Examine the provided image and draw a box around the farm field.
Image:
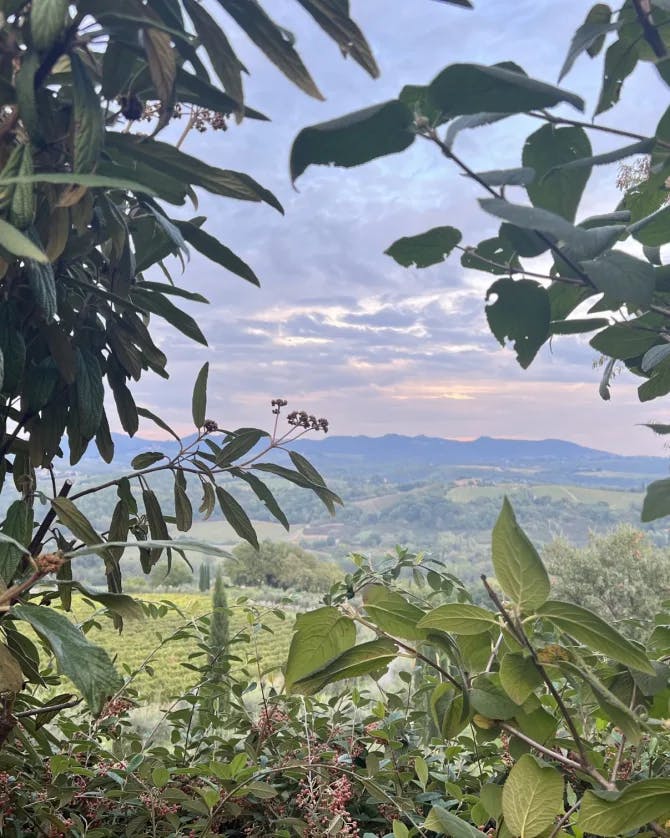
[445,482,639,510]
[30,593,301,702]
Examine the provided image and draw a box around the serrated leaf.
[578,780,670,835]
[70,53,103,173]
[14,603,122,712]
[385,226,462,268]
[290,100,415,183]
[502,754,563,838]
[215,486,258,549]
[486,278,550,369]
[492,497,550,612]
[285,606,356,691]
[537,600,654,673]
[428,62,584,118]
[191,362,209,428]
[418,603,498,635]
[363,584,425,640]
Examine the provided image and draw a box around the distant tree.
[544,527,670,639]
[198,562,211,592]
[229,540,340,592]
[203,567,230,723]
[150,560,193,590]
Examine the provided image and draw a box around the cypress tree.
[206,567,230,721]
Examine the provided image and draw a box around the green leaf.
[253,463,343,513]
[595,36,639,116]
[290,100,415,183]
[217,0,323,99]
[444,112,511,150]
[0,500,33,584]
[296,0,379,79]
[174,221,259,285]
[590,321,659,359]
[559,6,618,80]
[428,63,584,118]
[474,167,536,187]
[137,406,181,443]
[285,606,356,691]
[130,288,207,345]
[550,317,609,335]
[470,673,518,720]
[27,261,56,322]
[217,428,268,464]
[393,821,409,838]
[549,137,656,176]
[628,203,670,247]
[14,603,122,713]
[423,805,483,838]
[537,600,654,673]
[290,638,397,694]
[70,53,103,174]
[52,497,103,549]
[183,0,244,115]
[461,235,523,273]
[131,452,165,470]
[230,469,289,530]
[492,497,550,612]
[502,754,563,838]
[191,362,209,428]
[0,219,47,263]
[485,278,550,369]
[499,653,543,705]
[143,25,177,122]
[480,784,503,820]
[418,603,498,635]
[523,125,592,222]
[415,756,429,790]
[215,486,258,549]
[30,0,69,51]
[72,538,229,558]
[479,197,577,243]
[76,349,104,439]
[174,474,193,532]
[363,584,426,640]
[581,250,655,307]
[430,682,469,740]
[641,344,670,373]
[578,779,670,835]
[385,226,462,268]
[642,477,670,521]
[68,582,144,621]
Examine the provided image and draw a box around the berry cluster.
[287,411,329,433]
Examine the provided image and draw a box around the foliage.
[290,0,670,517]
[198,562,212,593]
[229,539,342,592]
[544,525,670,639]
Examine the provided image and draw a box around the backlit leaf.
[502,755,563,838]
[386,226,462,268]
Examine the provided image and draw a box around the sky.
[126,0,670,457]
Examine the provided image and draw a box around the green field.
[31,593,299,703]
[446,482,639,510]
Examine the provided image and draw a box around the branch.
[632,0,667,57]
[15,698,81,718]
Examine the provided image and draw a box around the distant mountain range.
[73,432,669,489]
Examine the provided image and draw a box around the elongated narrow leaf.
[131,288,207,344]
[537,600,654,673]
[137,406,181,443]
[143,25,176,124]
[218,0,322,99]
[191,362,208,428]
[14,603,122,713]
[595,37,638,116]
[76,349,104,439]
[30,0,69,51]
[215,486,258,548]
[174,475,193,532]
[70,53,103,173]
[230,469,289,530]
[628,203,670,247]
[444,112,511,149]
[428,62,584,118]
[290,638,397,695]
[418,603,498,636]
[474,166,535,186]
[578,779,670,836]
[70,538,229,558]
[295,0,379,78]
[174,221,259,285]
[285,606,356,690]
[502,755,563,838]
[0,500,33,584]
[253,462,342,511]
[479,197,578,243]
[492,497,550,612]
[0,219,47,262]
[550,317,609,335]
[217,428,268,464]
[559,7,619,81]
[363,585,426,640]
[68,582,144,620]
[547,137,655,175]
[291,100,415,183]
[385,226,462,268]
[52,497,103,548]
[183,0,244,115]
[131,452,165,470]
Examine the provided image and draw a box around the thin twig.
[16,698,81,718]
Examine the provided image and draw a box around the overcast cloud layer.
[127,1,670,456]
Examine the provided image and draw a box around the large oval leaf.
[285,606,356,692]
[418,603,498,635]
[578,779,670,836]
[502,754,563,838]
